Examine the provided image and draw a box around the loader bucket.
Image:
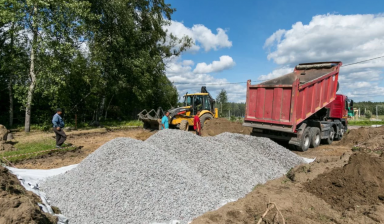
[138,107,165,130]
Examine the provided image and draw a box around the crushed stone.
[41,129,304,223]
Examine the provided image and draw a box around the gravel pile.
[41,130,304,224]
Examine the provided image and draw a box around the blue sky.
[164,0,384,102]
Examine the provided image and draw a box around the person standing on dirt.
[161,112,170,130]
[194,111,201,136]
[52,108,66,148]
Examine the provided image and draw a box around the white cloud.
[165,56,245,102]
[264,14,384,101]
[264,29,286,48]
[164,21,232,52]
[258,67,293,81]
[193,55,235,74]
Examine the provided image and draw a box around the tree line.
[353,101,384,116]
[0,0,192,131]
[215,89,246,118]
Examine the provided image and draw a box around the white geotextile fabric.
[7,164,78,224]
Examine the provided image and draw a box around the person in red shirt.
[194,111,201,136]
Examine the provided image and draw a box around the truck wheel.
[199,113,214,128]
[334,125,345,140]
[310,127,321,148]
[322,126,335,144]
[179,120,189,131]
[297,127,311,152]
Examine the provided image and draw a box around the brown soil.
[192,151,384,224]
[10,128,157,169]
[0,166,57,224]
[338,126,384,150]
[202,118,252,137]
[305,153,384,211]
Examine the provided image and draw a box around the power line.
[342,55,384,67]
[172,81,248,86]
[171,55,384,87]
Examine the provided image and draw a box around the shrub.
[365,110,372,119]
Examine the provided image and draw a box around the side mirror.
[350,100,354,107]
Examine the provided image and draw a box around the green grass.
[11,120,143,132]
[1,138,77,163]
[348,120,384,126]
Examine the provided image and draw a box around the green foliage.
[0,0,191,128]
[365,110,372,119]
[230,115,236,122]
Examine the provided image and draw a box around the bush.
[230,115,236,122]
[365,110,372,119]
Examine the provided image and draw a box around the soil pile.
[202,118,252,136]
[305,153,384,211]
[0,166,56,224]
[338,126,384,150]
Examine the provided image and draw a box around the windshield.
[184,96,193,106]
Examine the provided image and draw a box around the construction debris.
[41,130,305,224]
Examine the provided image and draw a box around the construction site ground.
[1,119,384,223]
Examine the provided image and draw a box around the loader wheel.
[179,120,189,131]
[310,127,321,148]
[297,127,311,152]
[322,126,335,145]
[200,113,214,128]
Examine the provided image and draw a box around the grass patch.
[348,120,384,126]
[1,138,77,163]
[11,120,143,132]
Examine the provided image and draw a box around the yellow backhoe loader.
[138,86,218,130]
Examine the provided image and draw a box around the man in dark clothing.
[194,111,201,136]
[52,108,66,148]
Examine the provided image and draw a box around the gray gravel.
[41,130,304,224]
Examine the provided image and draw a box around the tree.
[85,0,191,116]
[3,0,94,132]
[216,89,228,117]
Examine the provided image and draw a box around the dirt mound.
[202,118,252,136]
[338,126,384,150]
[0,166,56,224]
[305,153,384,211]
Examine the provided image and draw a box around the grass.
[1,137,77,163]
[11,120,143,132]
[348,120,384,126]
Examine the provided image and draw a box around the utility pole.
[377,105,379,119]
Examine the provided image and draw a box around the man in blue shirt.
[52,108,66,148]
[161,111,170,130]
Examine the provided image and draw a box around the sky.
[163,0,384,103]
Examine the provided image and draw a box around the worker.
[194,111,201,136]
[52,108,66,148]
[161,111,170,130]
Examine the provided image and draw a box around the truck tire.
[179,120,189,131]
[199,113,214,128]
[310,127,321,148]
[322,126,335,144]
[297,127,311,152]
[334,125,345,141]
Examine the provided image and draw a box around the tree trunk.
[104,94,114,119]
[8,77,13,128]
[9,23,15,128]
[25,6,38,133]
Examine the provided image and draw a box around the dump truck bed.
[244,61,342,133]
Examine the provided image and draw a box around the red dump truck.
[243,61,354,151]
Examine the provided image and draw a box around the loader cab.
[183,94,212,115]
